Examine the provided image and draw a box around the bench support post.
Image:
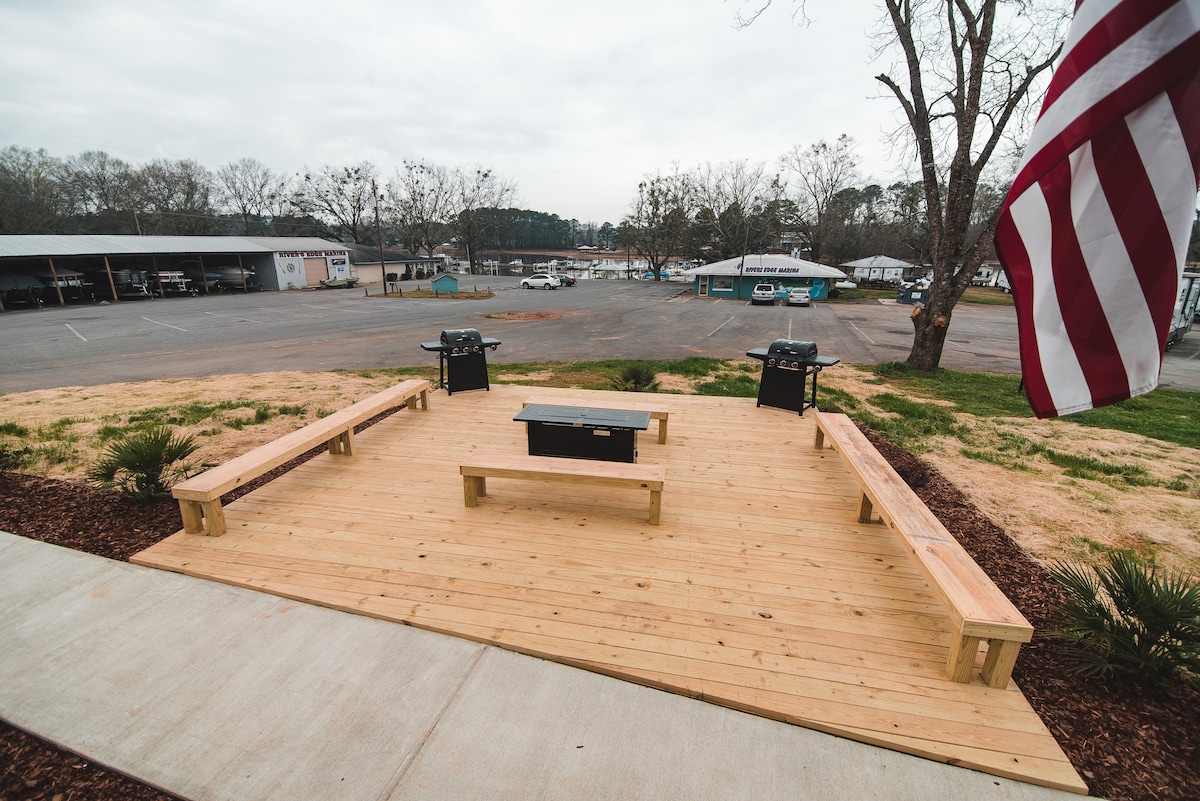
[463,475,486,506]
[947,634,983,684]
[648,488,662,525]
[981,640,1022,689]
[857,492,875,524]
[178,498,226,537]
[328,428,355,456]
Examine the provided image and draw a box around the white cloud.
[1,0,911,222]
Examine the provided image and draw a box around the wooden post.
[198,254,210,294]
[102,255,118,301]
[46,257,65,306]
[152,255,164,297]
[237,254,247,291]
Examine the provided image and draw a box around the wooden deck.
[132,385,1087,794]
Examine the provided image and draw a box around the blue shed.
[431,274,459,294]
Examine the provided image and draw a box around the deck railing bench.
[172,379,431,537]
[460,453,664,524]
[813,409,1033,688]
[522,397,670,444]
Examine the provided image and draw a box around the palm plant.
[1049,550,1200,685]
[609,364,661,393]
[86,426,200,504]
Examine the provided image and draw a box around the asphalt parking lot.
[2,277,1199,394]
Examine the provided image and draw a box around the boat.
[319,276,360,289]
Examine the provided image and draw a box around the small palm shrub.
[1048,550,1200,685]
[86,426,200,504]
[610,364,661,392]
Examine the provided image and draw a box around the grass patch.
[694,372,759,397]
[960,286,1015,305]
[866,363,1200,449]
[0,421,29,437]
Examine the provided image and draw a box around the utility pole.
[373,180,387,296]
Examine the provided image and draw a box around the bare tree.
[391,160,455,257]
[621,166,694,280]
[690,159,784,264]
[134,158,220,235]
[66,150,138,232]
[292,161,379,243]
[874,0,1068,369]
[780,134,860,263]
[217,158,282,236]
[745,0,1068,368]
[0,146,75,234]
[448,167,517,271]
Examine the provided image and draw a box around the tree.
[0,146,74,234]
[746,1,1068,368]
[391,160,455,256]
[689,160,784,264]
[874,0,1068,369]
[448,167,517,271]
[621,166,694,280]
[780,134,860,263]
[66,150,138,234]
[292,161,379,243]
[136,158,220,235]
[217,158,282,236]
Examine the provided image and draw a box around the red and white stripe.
[994,0,1200,418]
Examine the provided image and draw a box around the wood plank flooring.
[132,384,1087,794]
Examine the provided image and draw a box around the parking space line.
[257,307,320,318]
[301,304,372,314]
[205,312,265,324]
[65,324,87,342]
[848,321,876,345]
[707,316,735,337]
[143,317,187,332]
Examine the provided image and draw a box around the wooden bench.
[522,397,669,444]
[172,379,431,536]
[460,453,665,524]
[813,409,1033,689]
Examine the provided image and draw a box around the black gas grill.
[745,339,839,415]
[420,328,501,394]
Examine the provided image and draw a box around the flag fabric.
[994,0,1200,418]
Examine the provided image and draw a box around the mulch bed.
[1,428,1197,801]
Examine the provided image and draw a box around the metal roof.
[0,235,346,259]
[840,255,914,270]
[684,254,847,279]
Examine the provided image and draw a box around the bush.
[0,442,32,472]
[86,426,200,504]
[1049,550,1200,685]
[609,364,661,392]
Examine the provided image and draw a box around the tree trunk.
[906,301,952,370]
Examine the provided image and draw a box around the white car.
[786,287,811,306]
[521,273,561,290]
[750,283,777,305]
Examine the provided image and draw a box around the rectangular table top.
[514,404,651,430]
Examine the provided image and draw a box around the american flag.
[994,0,1200,418]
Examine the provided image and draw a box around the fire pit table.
[513,404,652,463]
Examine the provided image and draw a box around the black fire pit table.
[514,404,652,463]
[420,328,501,394]
[745,339,839,416]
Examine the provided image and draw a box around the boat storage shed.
[0,235,351,307]
[685,254,847,300]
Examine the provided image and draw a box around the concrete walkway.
[0,532,1090,801]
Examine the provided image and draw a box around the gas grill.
[420,328,501,394]
[745,339,839,415]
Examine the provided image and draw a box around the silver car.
[521,273,561,290]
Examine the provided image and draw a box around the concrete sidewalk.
[0,532,1088,800]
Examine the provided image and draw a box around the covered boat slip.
[132,385,1086,794]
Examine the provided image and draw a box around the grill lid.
[767,339,817,358]
[441,328,483,346]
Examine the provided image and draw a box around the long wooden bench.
[813,409,1033,689]
[522,396,669,444]
[172,379,431,536]
[460,453,664,524]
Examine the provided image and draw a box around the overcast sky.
[1,0,917,224]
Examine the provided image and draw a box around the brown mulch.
[1,429,1198,801]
